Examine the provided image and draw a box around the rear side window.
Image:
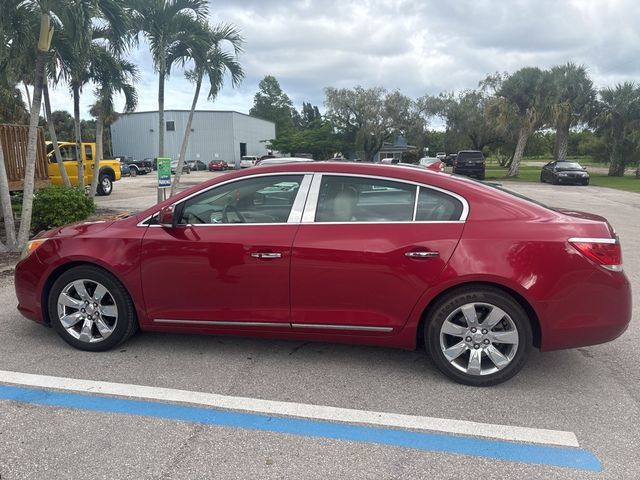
[415,187,463,221]
[316,175,416,222]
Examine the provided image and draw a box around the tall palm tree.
[591,83,640,176]
[550,63,595,162]
[496,67,554,177]
[52,0,129,189]
[170,23,244,195]
[15,2,55,249]
[131,0,208,201]
[88,48,138,196]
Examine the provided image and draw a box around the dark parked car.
[15,163,630,386]
[540,161,590,185]
[118,159,130,176]
[453,150,485,179]
[208,160,228,171]
[126,158,153,176]
[444,153,457,166]
[187,160,208,171]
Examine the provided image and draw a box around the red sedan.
[208,160,228,171]
[15,163,631,386]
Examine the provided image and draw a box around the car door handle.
[251,252,282,259]
[405,251,439,258]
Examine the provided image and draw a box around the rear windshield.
[486,182,551,210]
[458,152,484,159]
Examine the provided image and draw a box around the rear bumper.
[538,269,632,351]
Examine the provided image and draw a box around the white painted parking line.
[0,369,579,447]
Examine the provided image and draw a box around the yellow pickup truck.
[46,142,121,195]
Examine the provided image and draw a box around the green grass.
[485,165,640,193]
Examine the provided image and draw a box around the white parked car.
[240,156,259,168]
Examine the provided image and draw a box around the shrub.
[31,186,95,234]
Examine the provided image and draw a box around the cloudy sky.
[47,0,640,119]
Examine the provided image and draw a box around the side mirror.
[159,205,175,228]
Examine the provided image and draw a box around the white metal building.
[110,110,276,166]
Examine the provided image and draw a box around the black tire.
[551,176,559,185]
[539,174,545,183]
[425,286,532,387]
[97,173,113,196]
[129,167,137,177]
[582,179,589,186]
[48,266,138,351]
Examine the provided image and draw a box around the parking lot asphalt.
[0,172,638,479]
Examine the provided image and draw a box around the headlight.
[19,238,48,261]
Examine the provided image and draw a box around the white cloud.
[41,0,640,121]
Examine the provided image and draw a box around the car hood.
[36,220,116,240]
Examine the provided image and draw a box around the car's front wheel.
[48,266,138,351]
[425,286,532,386]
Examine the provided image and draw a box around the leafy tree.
[422,89,502,152]
[298,102,322,129]
[549,62,595,161]
[268,118,346,159]
[324,86,412,162]
[493,67,554,176]
[89,48,138,196]
[590,82,640,176]
[250,75,296,136]
[171,22,244,194]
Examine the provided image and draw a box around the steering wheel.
[222,204,246,223]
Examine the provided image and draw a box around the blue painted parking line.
[0,384,600,472]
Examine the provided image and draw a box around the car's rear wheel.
[48,266,138,351]
[425,287,532,386]
[97,173,112,196]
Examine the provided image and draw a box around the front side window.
[177,175,304,225]
[315,175,416,222]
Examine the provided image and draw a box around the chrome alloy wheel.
[56,279,118,343]
[101,176,112,194]
[439,302,519,376]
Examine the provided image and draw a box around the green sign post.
[157,157,171,188]
[156,157,171,202]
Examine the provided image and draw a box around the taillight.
[569,237,623,272]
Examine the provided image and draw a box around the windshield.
[556,162,583,170]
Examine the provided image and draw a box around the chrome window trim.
[301,173,469,223]
[291,323,393,332]
[154,319,394,332]
[413,186,420,220]
[154,319,291,328]
[136,172,313,227]
[568,237,617,244]
[301,174,323,223]
[286,174,313,223]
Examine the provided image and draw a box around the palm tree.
[15,3,55,249]
[0,0,36,251]
[52,0,129,189]
[131,0,208,201]
[591,83,640,176]
[496,67,554,176]
[549,63,595,162]
[170,23,244,195]
[88,48,138,197]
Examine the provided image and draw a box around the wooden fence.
[0,124,50,191]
